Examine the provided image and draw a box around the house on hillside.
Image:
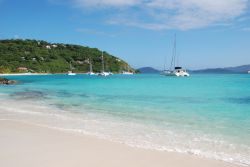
[46,45,51,49]
[17,67,28,72]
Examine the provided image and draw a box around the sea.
[0,74,249,165]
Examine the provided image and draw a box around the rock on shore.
[0,78,17,85]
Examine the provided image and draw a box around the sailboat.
[98,51,111,76]
[161,34,190,77]
[87,58,96,75]
[67,61,76,75]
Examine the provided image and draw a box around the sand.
[0,119,241,167]
[0,73,51,76]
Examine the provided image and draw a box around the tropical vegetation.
[0,39,134,73]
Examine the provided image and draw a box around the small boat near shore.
[122,71,134,75]
[87,72,96,75]
[122,65,134,75]
[248,70,250,74]
[87,58,96,76]
[67,71,76,76]
[67,62,76,76]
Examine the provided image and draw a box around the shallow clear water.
[0,74,250,165]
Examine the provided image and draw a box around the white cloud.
[67,0,249,30]
[73,0,140,7]
[242,27,250,31]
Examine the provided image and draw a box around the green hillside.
[0,39,134,73]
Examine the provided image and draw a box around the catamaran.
[98,52,111,76]
[161,34,190,77]
[67,61,76,75]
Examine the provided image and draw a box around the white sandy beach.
[0,73,51,76]
[0,118,241,167]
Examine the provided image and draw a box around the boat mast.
[173,34,176,68]
[70,61,72,70]
[170,34,176,70]
[101,51,104,73]
[177,52,180,67]
[89,58,93,73]
[164,51,167,71]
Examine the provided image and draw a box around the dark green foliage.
[0,39,134,73]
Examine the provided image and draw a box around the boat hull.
[87,72,96,75]
[161,70,190,77]
[98,72,111,76]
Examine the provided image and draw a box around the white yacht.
[98,72,110,76]
[67,71,76,75]
[248,70,250,74]
[161,34,190,77]
[87,72,96,75]
[67,62,76,75]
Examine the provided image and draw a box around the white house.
[46,45,51,49]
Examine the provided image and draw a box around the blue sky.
[0,0,250,69]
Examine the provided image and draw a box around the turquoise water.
[0,74,250,165]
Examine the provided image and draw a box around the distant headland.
[138,65,250,74]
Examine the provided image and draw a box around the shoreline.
[0,98,248,167]
[0,73,52,76]
[0,119,241,167]
[0,73,135,76]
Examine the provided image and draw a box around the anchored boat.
[161,34,190,77]
[67,61,76,75]
[87,58,96,75]
[98,51,111,76]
